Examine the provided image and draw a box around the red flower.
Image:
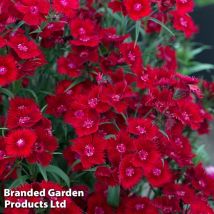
[145,161,172,188]
[70,35,101,47]
[5,129,37,158]
[46,94,71,117]
[63,146,83,171]
[128,118,158,139]
[108,0,126,14]
[0,55,17,86]
[95,166,118,186]
[69,18,101,47]
[176,0,194,13]
[157,45,177,71]
[87,194,113,214]
[119,155,144,189]
[171,11,198,38]
[26,129,58,166]
[163,184,195,204]
[153,196,181,214]
[0,137,16,181]
[187,164,214,197]
[7,97,42,129]
[172,99,204,130]
[70,18,96,39]
[119,42,143,68]
[57,53,82,78]
[40,22,65,48]
[8,35,42,59]
[124,0,151,21]
[65,109,100,137]
[145,88,175,113]
[146,13,166,34]
[119,196,158,214]
[107,131,133,165]
[101,27,129,45]
[72,47,99,65]
[72,134,106,169]
[15,0,50,26]
[101,81,133,113]
[155,0,174,12]
[83,86,110,113]
[189,199,214,214]
[132,137,161,169]
[53,0,79,17]
[0,36,6,48]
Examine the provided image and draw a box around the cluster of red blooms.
[0,0,214,213]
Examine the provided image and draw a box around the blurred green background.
[196,0,214,6]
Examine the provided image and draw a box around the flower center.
[136,125,146,134]
[66,89,73,95]
[80,36,90,42]
[79,27,86,35]
[126,167,135,177]
[88,98,98,108]
[107,34,119,39]
[152,168,161,176]
[138,149,149,160]
[112,94,120,102]
[140,74,149,81]
[83,119,94,128]
[17,43,28,52]
[18,105,26,110]
[175,138,183,148]
[0,66,7,75]
[60,0,68,6]
[163,207,173,213]
[133,3,143,11]
[128,51,136,61]
[30,6,39,14]
[180,0,188,3]
[34,142,44,153]
[68,62,76,69]
[0,150,6,160]
[135,203,145,211]
[74,110,84,118]
[182,112,190,121]
[19,116,31,125]
[84,144,95,157]
[176,191,185,196]
[199,180,206,187]
[16,138,25,147]
[80,51,89,58]
[47,23,54,29]
[57,104,67,113]
[116,144,126,153]
[95,207,104,214]
[180,17,188,27]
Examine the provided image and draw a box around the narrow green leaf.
[0,87,14,98]
[46,165,70,187]
[22,88,39,103]
[188,63,214,73]
[65,77,85,92]
[12,21,25,32]
[107,186,120,207]
[135,21,141,46]
[37,164,48,181]
[9,175,28,188]
[104,134,116,140]
[148,17,175,37]
[191,45,211,57]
